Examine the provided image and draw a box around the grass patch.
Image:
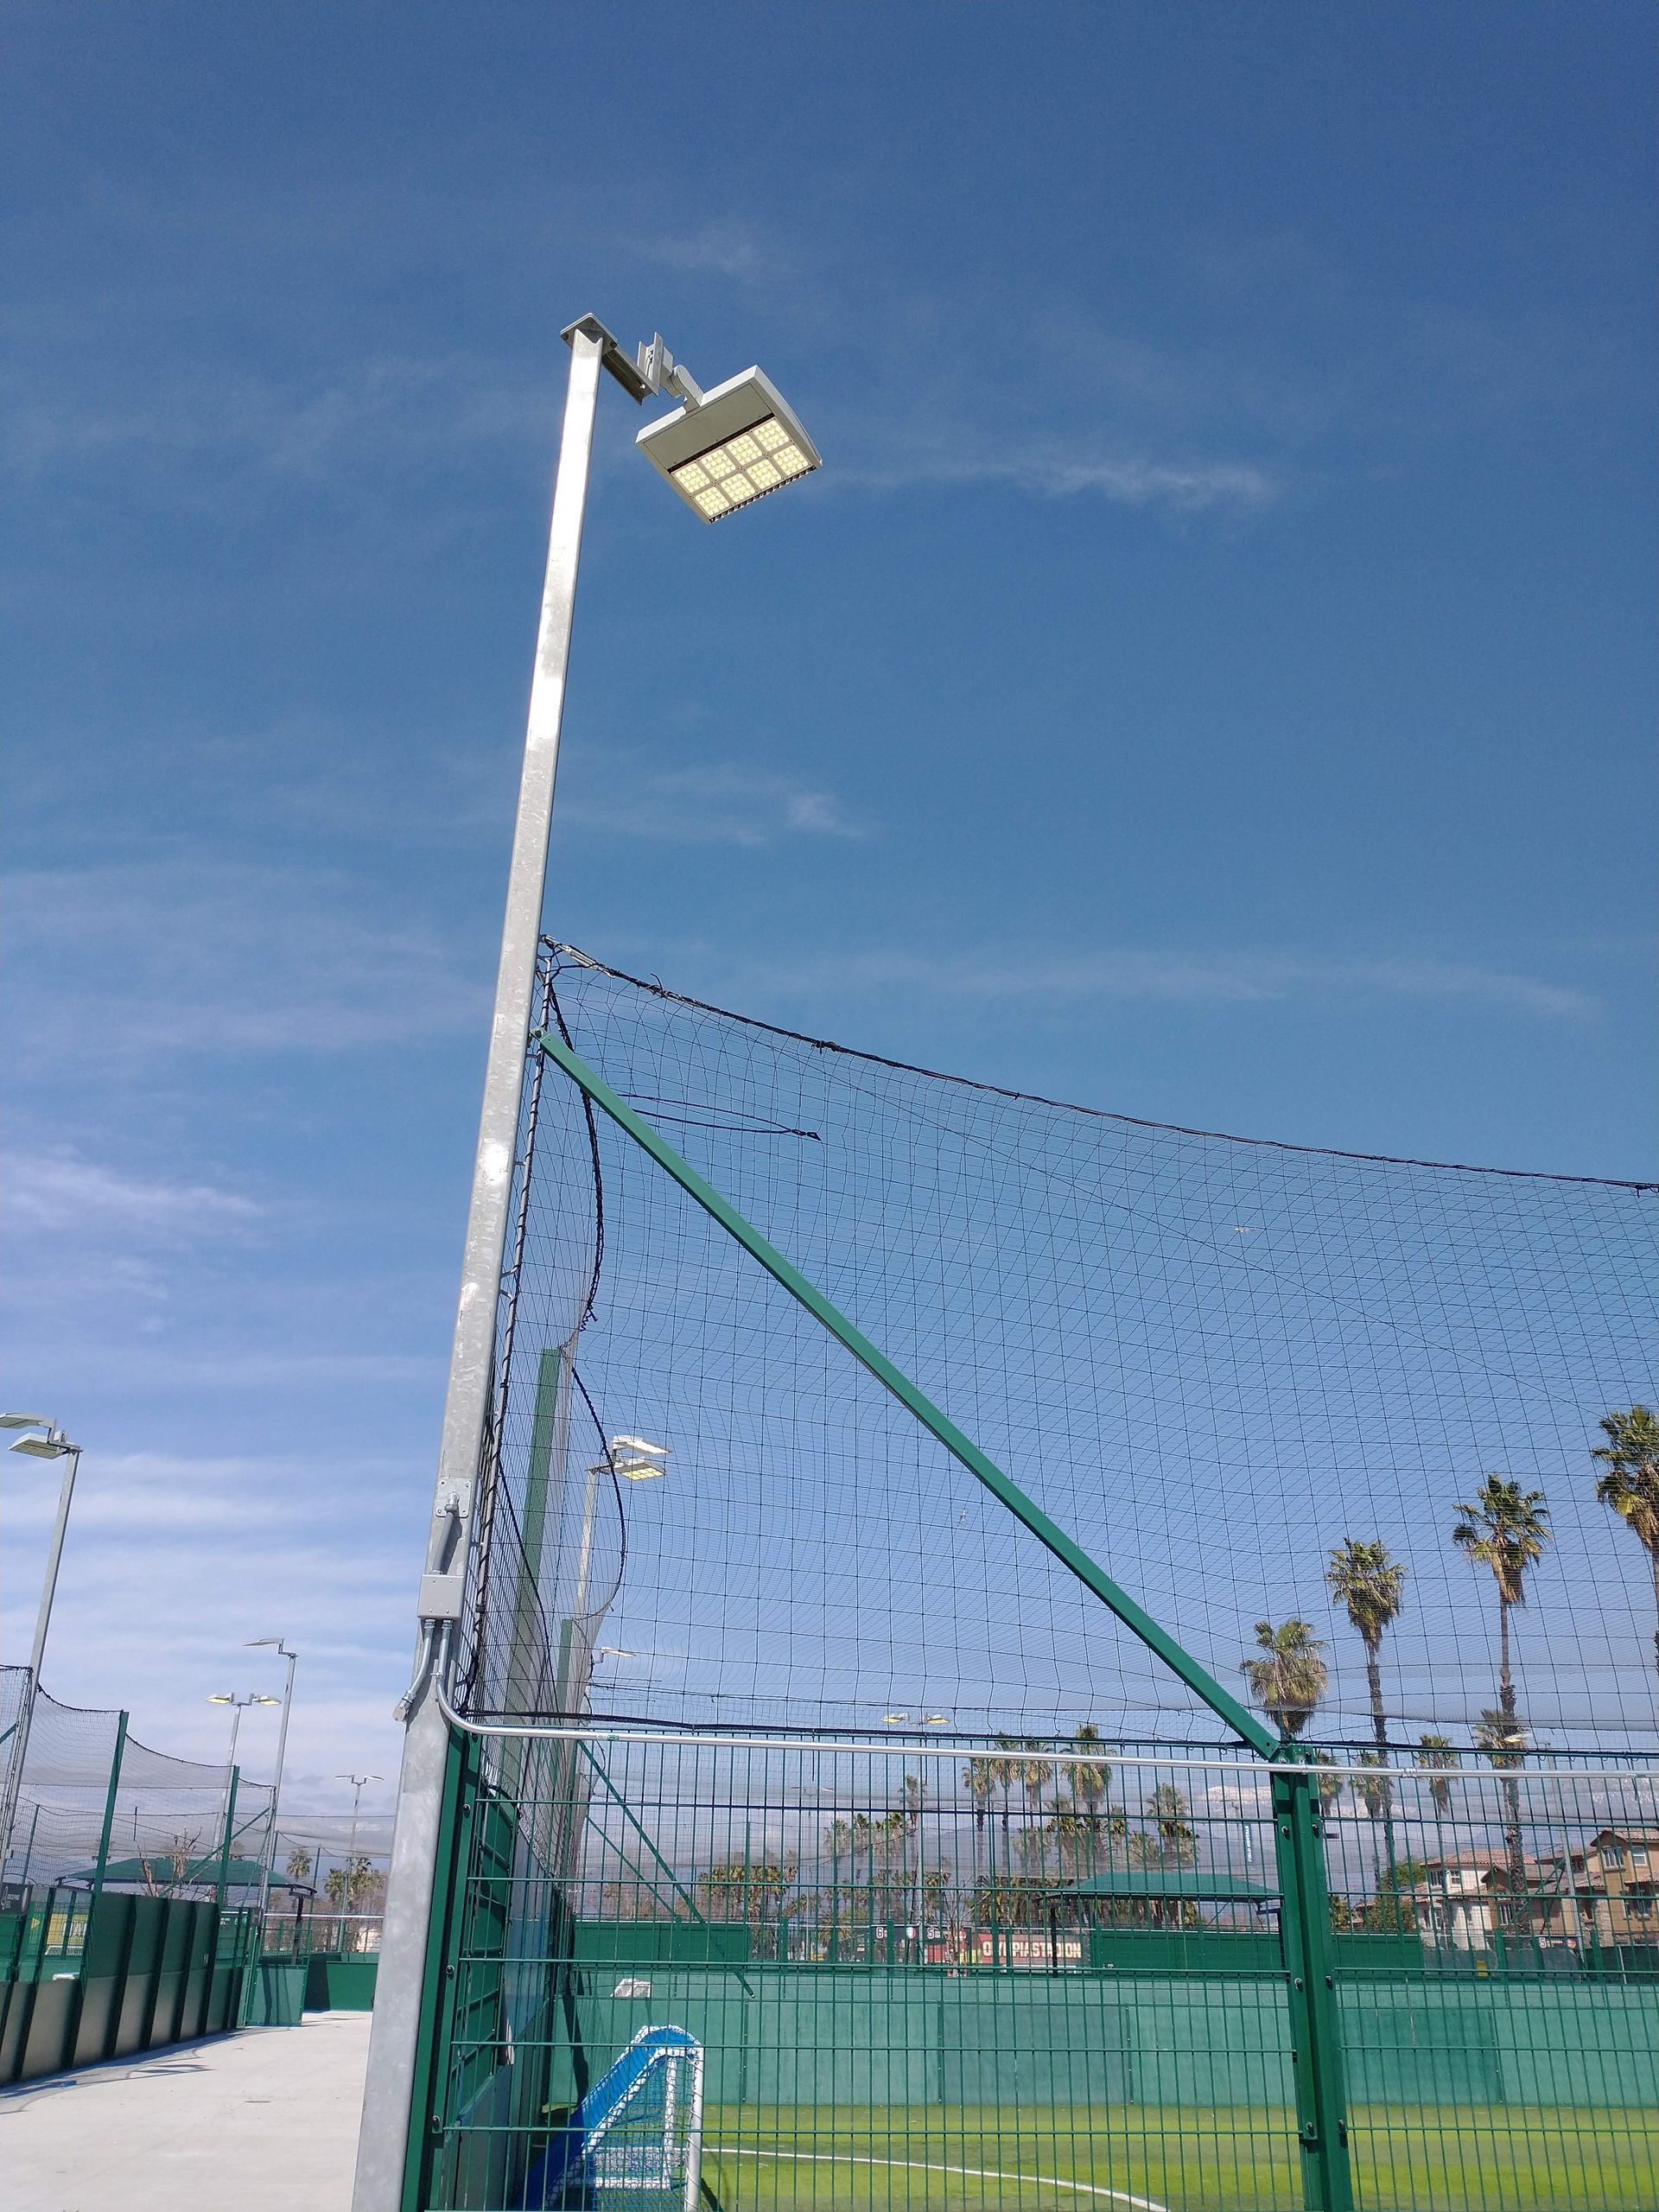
[697,2103,1659,2210]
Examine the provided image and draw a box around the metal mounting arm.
[635,332,704,410]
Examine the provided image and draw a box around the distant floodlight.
[637,366,821,523]
[924,1713,950,1726]
[11,1432,75,1459]
[609,1434,669,1481]
[882,1713,908,1726]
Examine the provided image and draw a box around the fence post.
[217,1766,240,1912]
[92,1712,129,1902]
[1272,1756,1354,2212]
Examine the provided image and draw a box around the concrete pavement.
[0,2012,371,2212]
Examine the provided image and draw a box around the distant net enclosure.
[415,945,1659,2212]
[459,945,1659,1754]
[1,1673,272,1895]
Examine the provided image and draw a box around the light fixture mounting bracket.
[635,332,704,410]
[560,314,649,404]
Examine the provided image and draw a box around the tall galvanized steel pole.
[351,317,616,2212]
[0,1437,81,1872]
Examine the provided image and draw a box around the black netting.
[455,946,1659,1757]
[3,1670,272,1891]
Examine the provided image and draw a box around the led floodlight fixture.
[608,1433,669,1480]
[636,365,822,522]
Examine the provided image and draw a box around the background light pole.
[207,1691,279,1851]
[337,1772,382,1950]
[247,1638,299,1936]
[0,1414,82,1872]
[354,314,820,2212]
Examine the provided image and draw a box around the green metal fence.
[0,1675,282,2081]
[0,1881,261,2083]
[404,1729,1659,2212]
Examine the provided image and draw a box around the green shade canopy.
[63,1856,273,1890]
[1048,1867,1279,1903]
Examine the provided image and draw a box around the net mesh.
[458,944,1659,1758]
[2,1670,272,1891]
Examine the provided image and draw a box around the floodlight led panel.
[636,366,821,521]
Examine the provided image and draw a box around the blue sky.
[4,5,1654,1832]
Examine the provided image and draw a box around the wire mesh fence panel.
[420,944,1659,2211]
[423,1737,1659,2211]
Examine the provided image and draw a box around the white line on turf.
[717,2145,1172,2210]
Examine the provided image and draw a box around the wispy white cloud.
[4,343,1281,518]
[652,941,1595,1020]
[3,351,557,483]
[3,1448,422,1796]
[619,218,779,283]
[842,438,1282,514]
[3,857,484,1063]
[9,1147,262,1240]
[563,756,867,847]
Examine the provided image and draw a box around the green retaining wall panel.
[0,1891,251,2088]
[305,1956,378,2012]
[1086,1929,1429,1977]
[113,1898,164,2056]
[152,1902,192,2046]
[572,1922,753,1967]
[534,1965,1659,2115]
[245,1961,307,2026]
[18,1976,78,2082]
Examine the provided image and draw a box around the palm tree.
[962,1758,1000,1890]
[1019,1741,1053,1834]
[1351,1751,1389,1821]
[1306,1751,1344,1818]
[1474,1708,1529,1768]
[1414,1735,1459,1818]
[1240,1619,1328,1738]
[1326,1538,1407,1906]
[284,1845,314,1883]
[1143,1784,1197,1865]
[1132,1785,1196,1927]
[991,1736,1020,1880]
[1008,1743,1052,1910]
[1592,1407,1659,1705]
[1474,1708,1532,1923]
[1452,1476,1551,1730]
[1453,1478,1550,1920]
[1325,1540,1406,1755]
[1062,1724,1109,1877]
[1350,1752,1392,1907]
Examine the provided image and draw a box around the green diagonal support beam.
[578,1743,713,1928]
[534,1028,1277,1759]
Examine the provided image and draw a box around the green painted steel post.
[1272,1754,1354,2212]
[402,1724,474,2212]
[92,1712,129,1903]
[217,1767,240,1913]
[534,1031,1278,1760]
[16,1802,41,1891]
[502,1348,570,1804]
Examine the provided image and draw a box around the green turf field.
[696,2104,1659,2210]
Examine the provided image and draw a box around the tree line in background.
[1239,1405,1659,1910]
[591,1411,1657,1949]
